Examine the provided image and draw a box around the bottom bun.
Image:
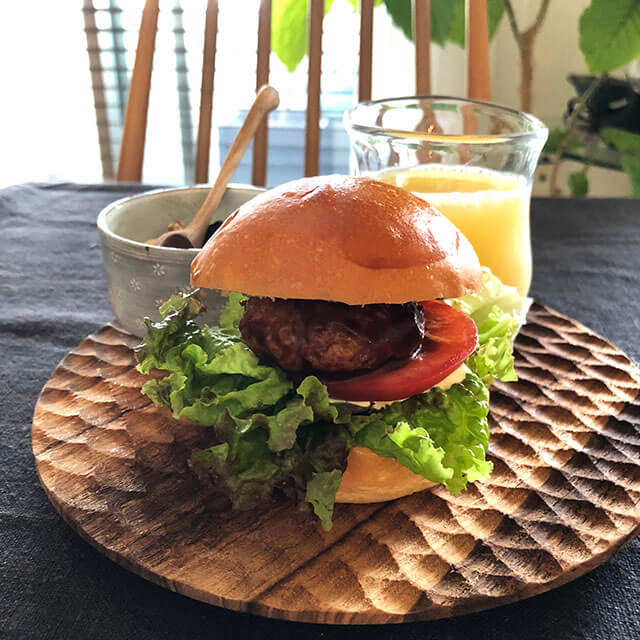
[335,446,436,504]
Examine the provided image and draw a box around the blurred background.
[1,0,639,196]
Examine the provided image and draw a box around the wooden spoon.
[150,85,279,248]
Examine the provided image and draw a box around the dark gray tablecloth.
[1,183,639,640]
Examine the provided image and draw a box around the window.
[84,0,365,186]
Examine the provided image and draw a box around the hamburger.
[137,175,527,529]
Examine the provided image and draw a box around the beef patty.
[238,297,424,373]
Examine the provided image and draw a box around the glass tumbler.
[345,97,548,296]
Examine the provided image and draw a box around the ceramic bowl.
[97,185,263,337]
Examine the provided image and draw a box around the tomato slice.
[322,301,477,401]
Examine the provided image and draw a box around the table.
[1,183,639,640]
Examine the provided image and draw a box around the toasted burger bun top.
[335,446,435,503]
[191,175,482,304]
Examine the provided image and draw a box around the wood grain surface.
[32,303,640,624]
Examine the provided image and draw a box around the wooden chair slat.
[412,0,431,95]
[83,0,115,180]
[194,0,219,184]
[112,0,494,184]
[117,0,159,182]
[466,0,490,101]
[252,0,272,187]
[305,0,323,177]
[358,0,374,103]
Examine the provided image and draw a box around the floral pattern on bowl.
[97,185,263,337]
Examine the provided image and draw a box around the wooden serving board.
[32,303,640,624]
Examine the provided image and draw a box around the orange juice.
[377,166,532,296]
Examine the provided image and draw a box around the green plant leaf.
[579,0,640,73]
[568,170,589,197]
[543,127,565,154]
[346,0,384,9]
[272,0,308,72]
[622,154,640,197]
[384,0,503,45]
[271,0,333,72]
[447,0,464,46]
[601,127,640,154]
[449,0,505,46]
[430,0,457,46]
[542,127,581,154]
[383,0,412,40]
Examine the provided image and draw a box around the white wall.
[491,0,587,122]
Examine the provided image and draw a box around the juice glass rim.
[345,95,548,146]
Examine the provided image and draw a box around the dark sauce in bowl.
[203,220,224,245]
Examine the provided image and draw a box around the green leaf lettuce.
[351,373,492,494]
[449,267,529,385]
[136,281,520,528]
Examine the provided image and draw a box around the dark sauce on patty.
[239,297,424,373]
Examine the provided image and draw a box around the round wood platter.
[32,303,640,624]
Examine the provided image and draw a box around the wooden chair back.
[116,0,490,184]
